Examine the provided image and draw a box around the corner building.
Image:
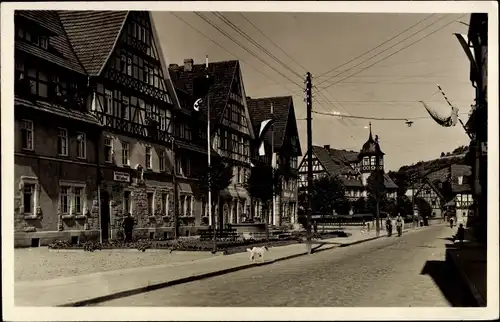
[59,11,184,240]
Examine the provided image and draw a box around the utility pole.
[172,137,178,239]
[375,136,381,237]
[305,72,313,254]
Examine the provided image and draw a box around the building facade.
[247,96,302,227]
[405,178,444,219]
[58,10,192,240]
[169,59,256,229]
[298,125,398,211]
[14,11,103,247]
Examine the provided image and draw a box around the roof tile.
[58,10,128,75]
[169,60,238,123]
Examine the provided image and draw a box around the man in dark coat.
[122,213,135,242]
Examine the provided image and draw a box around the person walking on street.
[385,216,393,237]
[450,216,454,229]
[395,214,403,236]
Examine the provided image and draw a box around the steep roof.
[426,164,472,194]
[169,60,238,123]
[15,11,85,74]
[247,96,292,149]
[359,123,384,156]
[58,11,128,75]
[308,145,398,189]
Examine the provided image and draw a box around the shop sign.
[113,171,130,183]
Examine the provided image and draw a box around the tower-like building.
[358,123,384,187]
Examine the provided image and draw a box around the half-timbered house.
[247,96,302,227]
[426,164,473,224]
[169,59,256,228]
[405,178,444,219]
[298,126,398,212]
[14,11,102,247]
[59,11,184,239]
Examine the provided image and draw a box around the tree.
[367,170,386,198]
[245,160,283,239]
[296,175,347,227]
[383,198,398,216]
[352,197,368,214]
[388,170,410,198]
[195,156,234,231]
[440,152,446,157]
[335,198,352,216]
[397,195,413,217]
[415,197,432,218]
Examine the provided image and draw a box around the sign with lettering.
[113,171,130,183]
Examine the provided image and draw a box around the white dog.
[246,246,269,262]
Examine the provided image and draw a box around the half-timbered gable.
[169,59,256,226]
[58,10,191,239]
[247,96,303,225]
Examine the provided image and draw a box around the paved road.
[97,225,475,307]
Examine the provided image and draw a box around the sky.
[152,11,474,171]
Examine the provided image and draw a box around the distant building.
[405,178,444,219]
[425,164,473,225]
[247,96,302,226]
[298,124,398,204]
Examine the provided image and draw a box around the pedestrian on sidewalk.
[456,223,465,247]
[122,213,135,242]
[450,216,454,228]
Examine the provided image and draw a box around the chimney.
[184,59,194,72]
[169,63,179,69]
[246,96,252,101]
[324,144,330,150]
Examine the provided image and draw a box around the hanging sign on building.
[113,171,130,183]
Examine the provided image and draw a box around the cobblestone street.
[98,225,474,307]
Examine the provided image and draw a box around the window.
[147,192,154,214]
[58,128,68,156]
[59,186,70,213]
[237,167,241,183]
[127,57,132,76]
[122,96,130,120]
[73,187,83,214]
[23,184,35,214]
[370,156,376,166]
[458,176,464,185]
[124,191,131,215]
[104,136,113,163]
[104,89,113,114]
[122,141,130,166]
[40,36,48,49]
[162,193,169,215]
[20,119,34,150]
[186,195,192,216]
[159,150,166,172]
[76,132,86,159]
[180,195,186,215]
[145,146,152,169]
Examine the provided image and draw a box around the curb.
[57,228,429,307]
[446,250,486,307]
[58,244,338,307]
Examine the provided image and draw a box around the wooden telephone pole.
[305,72,313,254]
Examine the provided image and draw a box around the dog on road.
[246,246,269,262]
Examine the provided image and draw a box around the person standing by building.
[122,213,135,242]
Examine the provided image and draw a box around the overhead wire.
[194,12,304,90]
[318,14,467,92]
[315,14,436,80]
[169,12,293,90]
[238,12,309,73]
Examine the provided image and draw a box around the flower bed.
[47,235,302,253]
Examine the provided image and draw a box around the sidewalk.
[445,228,487,307]
[15,225,428,307]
